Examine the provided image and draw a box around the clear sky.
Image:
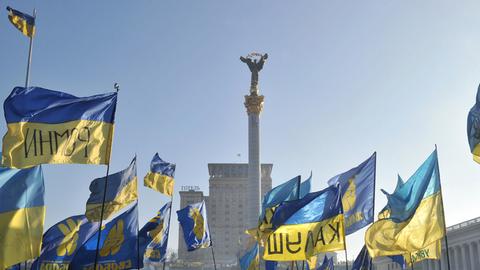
[1,0,480,262]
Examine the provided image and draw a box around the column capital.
[244,94,264,115]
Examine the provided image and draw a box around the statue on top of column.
[240,53,268,95]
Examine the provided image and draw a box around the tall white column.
[245,94,264,229]
[469,242,476,270]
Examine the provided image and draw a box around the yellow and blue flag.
[70,203,141,270]
[328,153,376,235]
[351,246,371,270]
[6,6,35,37]
[2,86,117,169]
[239,244,259,270]
[30,215,99,270]
[318,255,334,270]
[144,153,176,196]
[85,157,138,221]
[261,175,311,220]
[139,202,171,263]
[0,164,45,269]
[468,86,480,163]
[177,200,211,251]
[264,186,345,261]
[365,150,445,258]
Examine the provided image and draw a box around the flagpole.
[93,84,119,270]
[200,194,217,270]
[162,193,175,270]
[435,145,452,270]
[369,152,377,270]
[24,8,35,88]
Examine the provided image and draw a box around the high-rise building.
[177,163,272,266]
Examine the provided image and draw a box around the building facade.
[177,163,272,266]
[373,216,480,270]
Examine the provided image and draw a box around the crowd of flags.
[5,4,480,270]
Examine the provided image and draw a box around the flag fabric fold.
[328,152,376,235]
[263,185,345,261]
[177,201,211,251]
[70,203,141,270]
[306,255,318,270]
[85,157,138,221]
[2,87,117,168]
[0,164,45,268]
[30,215,99,270]
[139,202,172,263]
[239,244,259,270]
[6,6,35,37]
[365,150,445,258]
[468,85,480,163]
[143,153,175,196]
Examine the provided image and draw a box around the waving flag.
[264,186,344,261]
[239,244,259,270]
[139,202,171,263]
[0,164,44,268]
[365,150,445,258]
[351,246,371,270]
[70,203,141,270]
[468,86,480,163]
[31,215,98,270]
[6,7,35,37]
[328,153,376,235]
[257,175,311,241]
[144,153,176,196]
[86,157,138,221]
[2,87,117,168]
[177,201,211,251]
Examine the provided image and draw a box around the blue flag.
[328,152,376,235]
[70,203,141,270]
[239,244,258,270]
[177,201,211,251]
[390,255,406,269]
[351,246,371,270]
[31,215,98,270]
[300,172,312,198]
[265,260,278,270]
[318,255,334,270]
[139,202,171,263]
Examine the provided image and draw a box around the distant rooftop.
[447,216,480,232]
[208,163,273,178]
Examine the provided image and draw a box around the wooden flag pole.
[435,145,452,270]
[93,84,119,270]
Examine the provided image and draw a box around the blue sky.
[1,0,480,261]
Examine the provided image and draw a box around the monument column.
[241,53,268,229]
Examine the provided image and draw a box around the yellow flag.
[404,240,441,266]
